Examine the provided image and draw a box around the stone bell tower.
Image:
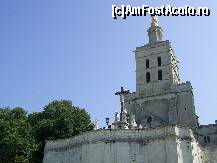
[124,17,198,128]
[136,16,180,96]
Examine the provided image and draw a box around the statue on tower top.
[151,15,158,26]
[148,15,163,44]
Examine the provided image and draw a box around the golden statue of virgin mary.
[151,15,158,23]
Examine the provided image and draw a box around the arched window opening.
[146,59,149,69]
[146,72,150,83]
[207,136,210,143]
[204,136,207,143]
[157,57,162,66]
[158,70,162,81]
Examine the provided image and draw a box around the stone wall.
[43,126,203,163]
[196,123,217,147]
[202,146,217,163]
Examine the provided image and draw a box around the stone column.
[168,96,177,125]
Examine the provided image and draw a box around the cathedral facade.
[43,17,217,163]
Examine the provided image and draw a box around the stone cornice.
[124,81,192,101]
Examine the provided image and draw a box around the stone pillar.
[168,96,177,125]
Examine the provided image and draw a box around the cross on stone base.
[115,87,129,122]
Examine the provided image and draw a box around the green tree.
[28,100,94,163]
[0,107,37,163]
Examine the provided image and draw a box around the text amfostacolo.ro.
[112,5,211,19]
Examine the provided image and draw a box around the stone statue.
[151,15,158,26]
[128,114,137,128]
[93,119,99,130]
[115,112,120,122]
[152,15,158,23]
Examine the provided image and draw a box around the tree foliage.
[0,107,37,163]
[29,100,94,141]
[0,100,94,163]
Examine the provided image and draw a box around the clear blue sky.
[0,1,216,126]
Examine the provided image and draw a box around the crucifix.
[115,87,130,122]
